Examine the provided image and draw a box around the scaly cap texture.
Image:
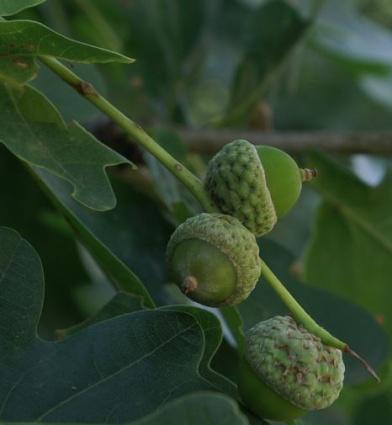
[167,213,261,305]
[204,139,277,236]
[245,316,345,410]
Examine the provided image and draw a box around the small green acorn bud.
[238,316,345,421]
[166,213,261,306]
[205,140,313,236]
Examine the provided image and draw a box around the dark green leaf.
[0,84,133,211]
[304,153,392,339]
[59,292,238,398]
[0,0,45,17]
[56,292,145,339]
[0,227,230,422]
[145,129,201,221]
[164,305,238,397]
[122,0,206,97]
[302,406,350,425]
[225,0,309,124]
[353,390,392,425]
[268,186,319,256]
[131,392,249,425]
[71,0,123,52]
[0,145,89,336]
[29,146,284,365]
[0,19,133,84]
[220,305,245,352]
[0,83,152,308]
[33,168,168,308]
[0,393,250,425]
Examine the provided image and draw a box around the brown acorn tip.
[344,345,381,383]
[300,168,318,182]
[181,276,198,295]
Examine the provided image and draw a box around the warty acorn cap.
[204,139,277,236]
[244,316,345,411]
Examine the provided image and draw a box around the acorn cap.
[166,213,261,306]
[204,139,277,236]
[244,316,345,411]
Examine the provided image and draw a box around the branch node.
[75,81,98,98]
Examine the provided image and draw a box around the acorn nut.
[205,140,306,236]
[255,145,303,218]
[238,316,345,421]
[166,213,261,307]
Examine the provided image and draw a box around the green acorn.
[205,140,313,236]
[166,213,261,307]
[238,316,345,421]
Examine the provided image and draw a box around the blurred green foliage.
[1,0,392,424]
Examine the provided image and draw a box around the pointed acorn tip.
[181,276,198,295]
[300,168,318,183]
[344,345,381,383]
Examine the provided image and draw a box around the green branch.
[39,56,217,214]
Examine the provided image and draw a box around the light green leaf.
[304,153,392,339]
[0,227,230,422]
[360,72,392,109]
[0,84,134,211]
[0,19,133,84]
[313,0,392,73]
[0,0,45,16]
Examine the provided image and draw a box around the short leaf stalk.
[40,56,380,382]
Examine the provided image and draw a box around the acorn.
[205,140,312,236]
[166,213,261,307]
[238,316,345,421]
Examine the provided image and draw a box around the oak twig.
[179,128,392,155]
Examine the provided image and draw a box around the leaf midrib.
[317,187,392,255]
[35,322,197,421]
